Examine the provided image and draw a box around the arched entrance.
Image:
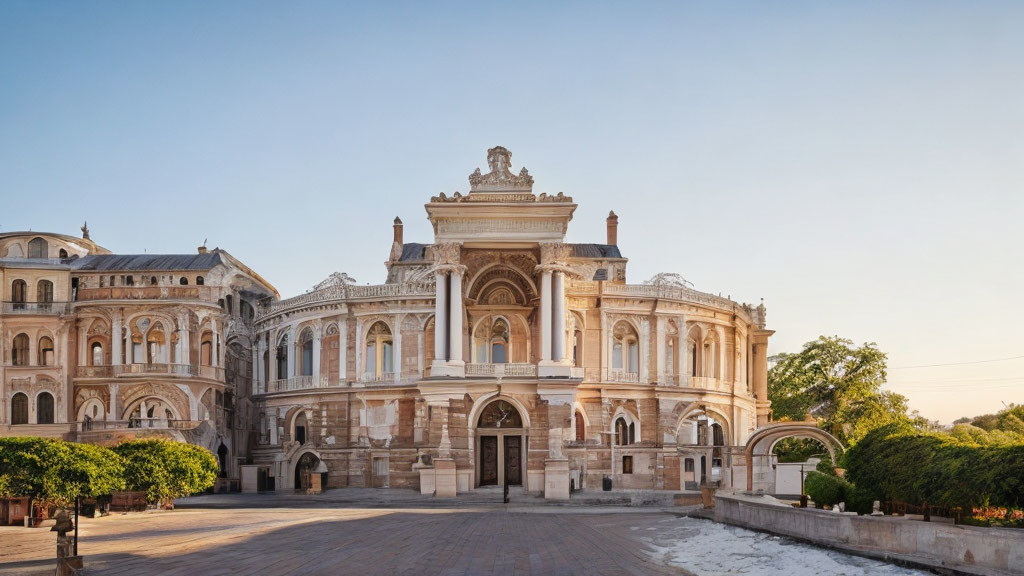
[294,452,321,491]
[744,422,844,492]
[475,399,526,487]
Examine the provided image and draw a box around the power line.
[890,355,1024,369]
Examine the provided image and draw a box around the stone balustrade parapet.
[255,281,435,321]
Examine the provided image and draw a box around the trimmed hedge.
[113,439,218,503]
[844,423,1024,510]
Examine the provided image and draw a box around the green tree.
[768,336,919,455]
[113,439,217,503]
[0,438,125,507]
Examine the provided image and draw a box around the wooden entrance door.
[504,436,522,485]
[480,436,498,485]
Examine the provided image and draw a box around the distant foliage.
[113,439,218,503]
[844,423,1024,511]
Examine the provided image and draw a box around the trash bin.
[602,475,612,491]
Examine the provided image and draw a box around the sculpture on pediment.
[313,272,356,291]
[468,146,535,192]
[645,273,694,289]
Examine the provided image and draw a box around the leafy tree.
[0,438,125,507]
[768,336,920,455]
[113,439,217,503]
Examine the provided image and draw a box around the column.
[677,315,688,386]
[286,326,295,379]
[354,319,363,380]
[112,311,123,366]
[540,270,552,362]
[257,336,266,390]
[656,316,667,380]
[77,325,87,367]
[338,317,348,382]
[219,321,227,368]
[448,272,463,365]
[312,321,322,385]
[600,312,608,379]
[393,313,403,383]
[552,271,566,362]
[108,383,118,421]
[269,331,278,383]
[251,343,259,395]
[126,329,134,364]
[433,272,447,364]
[180,322,191,366]
[639,317,650,383]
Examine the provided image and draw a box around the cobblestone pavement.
[0,493,689,576]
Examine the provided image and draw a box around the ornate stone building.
[1,147,773,497]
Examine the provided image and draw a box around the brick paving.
[0,495,689,575]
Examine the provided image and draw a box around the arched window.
[200,332,213,366]
[27,237,47,258]
[59,248,68,259]
[36,392,54,424]
[147,323,166,363]
[91,342,104,366]
[180,277,189,285]
[299,328,314,376]
[364,322,393,379]
[12,333,29,366]
[477,400,523,428]
[614,417,633,446]
[712,422,725,446]
[11,279,27,309]
[225,294,233,314]
[276,334,289,378]
[11,393,28,425]
[573,329,583,367]
[38,336,54,366]
[294,412,307,445]
[473,316,513,364]
[124,275,134,287]
[196,276,204,286]
[490,318,509,363]
[575,411,586,442]
[150,276,158,286]
[612,322,639,376]
[36,280,53,307]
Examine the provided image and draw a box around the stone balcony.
[74,285,216,303]
[465,363,538,378]
[1,301,69,315]
[75,363,225,381]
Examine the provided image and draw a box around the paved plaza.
[0,492,686,576]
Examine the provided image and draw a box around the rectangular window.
[684,458,695,472]
[612,342,623,369]
[622,455,633,474]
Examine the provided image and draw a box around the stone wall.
[715,493,1024,576]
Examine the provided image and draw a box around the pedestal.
[433,459,457,498]
[429,361,465,378]
[416,466,436,496]
[538,361,573,378]
[544,459,570,500]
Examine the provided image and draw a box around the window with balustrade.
[474,317,510,364]
[91,342,104,366]
[611,322,639,378]
[364,321,393,380]
[147,323,166,363]
[12,333,29,366]
[36,280,53,306]
[276,334,289,378]
[614,416,636,446]
[11,279,27,309]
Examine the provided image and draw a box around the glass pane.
[366,342,376,374]
[383,342,393,372]
[612,343,623,369]
[491,343,506,364]
[628,343,639,373]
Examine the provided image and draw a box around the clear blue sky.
[2,1,1022,423]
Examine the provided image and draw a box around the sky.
[1,1,1021,424]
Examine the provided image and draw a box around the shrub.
[113,439,217,503]
[805,471,853,508]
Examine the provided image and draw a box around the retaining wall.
[714,493,1024,576]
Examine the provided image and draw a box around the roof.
[0,231,110,254]
[570,244,622,259]
[399,243,429,262]
[70,252,226,272]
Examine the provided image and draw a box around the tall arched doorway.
[475,399,526,487]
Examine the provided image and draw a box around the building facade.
[1,147,773,497]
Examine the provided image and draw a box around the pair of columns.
[432,269,465,371]
[539,269,568,364]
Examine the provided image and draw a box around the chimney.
[197,245,208,254]
[393,217,404,246]
[606,211,618,245]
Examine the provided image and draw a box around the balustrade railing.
[465,363,538,378]
[75,363,224,380]
[360,371,396,384]
[78,418,202,432]
[75,286,215,302]
[256,281,434,320]
[564,280,745,316]
[607,370,640,383]
[2,301,68,314]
